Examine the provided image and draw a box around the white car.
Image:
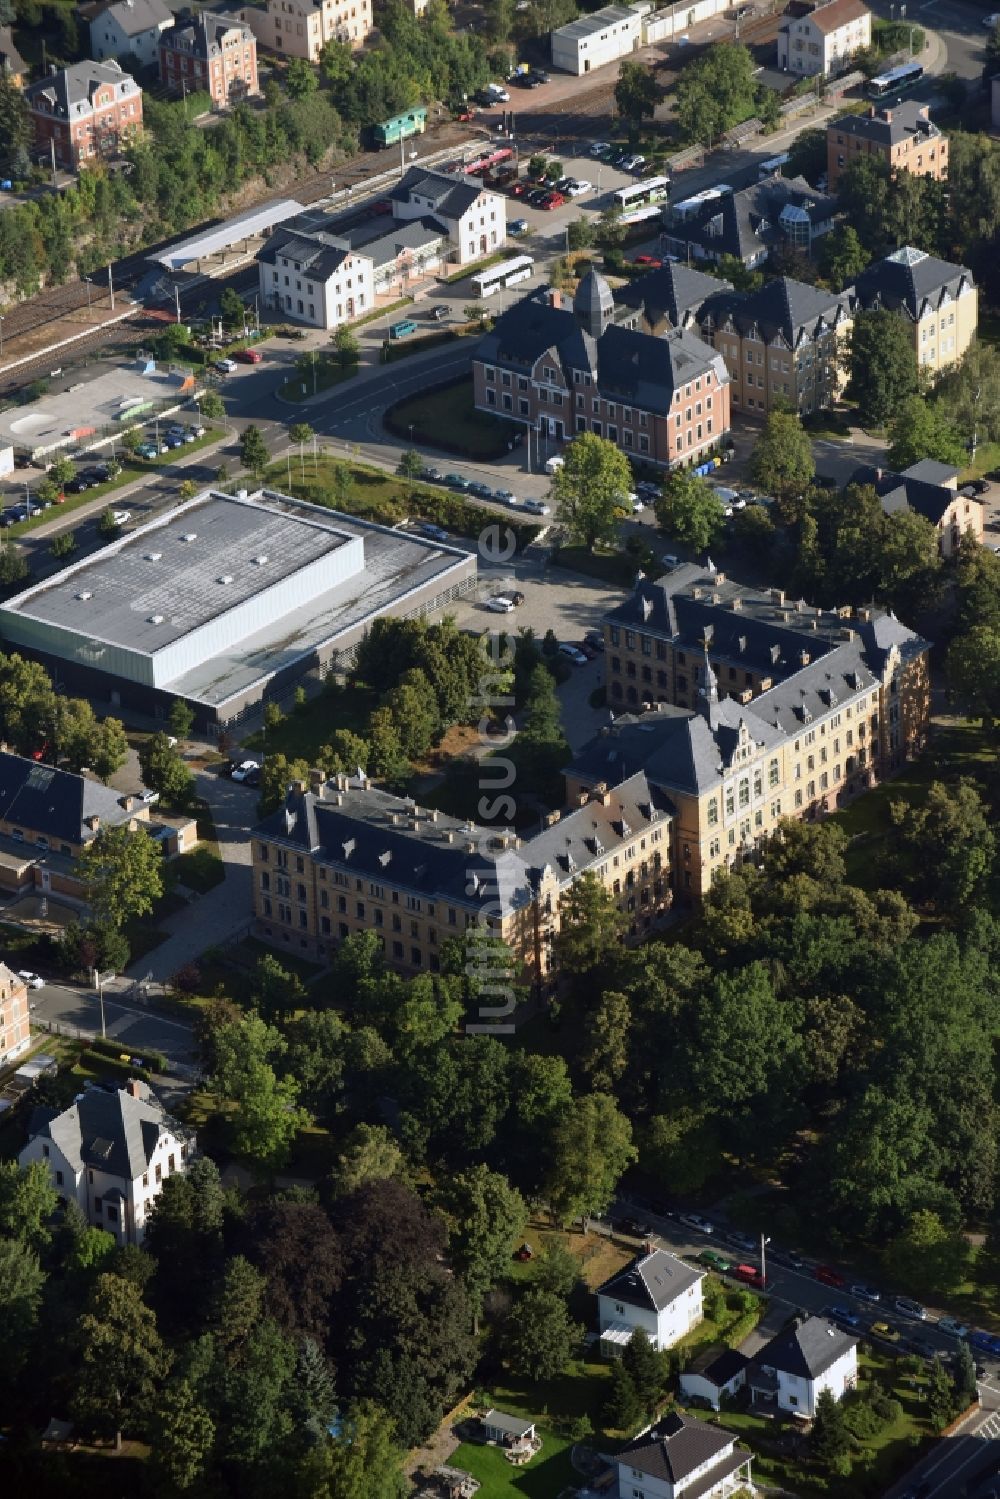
[661,553,680,569]
[523,498,551,515]
[111,509,131,526]
[558,643,589,666]
[567,179,593,197]
[622,154,646,173]
[485,595,515,613]
[487,84,510,101]
[17,970,44,990]
[230,759,260,782]
[679,1212,715,1235]
[215,358,238,374]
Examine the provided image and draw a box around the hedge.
[88,1034,167,1074]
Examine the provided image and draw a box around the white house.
[596,1248,704,1355]
[19,1078,195,1245]
[748,1316,858,1418]
[777,0,871,77]
[83,0,176,68]
[0,963,31,1069]
[679,1347,749,1412]
[615,1410,753,1499]
[390,166,507,268]
[551,3,649,76]
[257,221,374,330]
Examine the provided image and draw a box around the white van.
[544,454,564,475]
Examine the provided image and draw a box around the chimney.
[577,790,588,807]
[549,288,562,310]
[291,778,307,795]
[309,767,324,789]
[126,1078,143,1099]
[86,815,100,832]
[799,650,811,666]
[546,810,562,826]
[446,830,455,843]
[118,794,135,812]
[770,588,785,606]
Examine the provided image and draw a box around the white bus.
[471,254,535,298]
[613,175,670,213]
[758,152,790,180]
[620,202,666,227]
[867,60,923,97]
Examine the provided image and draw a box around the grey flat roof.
[9,494,351,656]
[152,199,306,271]
[555,3,642,41]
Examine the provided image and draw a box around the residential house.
[854,245,977,372]
[777,0,872,77]
[472,274,731,469]
[615,1410,753,1499]
[826,100,948,190]
[664,176,837,269]
[19,1078,195,1245]
[748,1315,858,1417]
[696,275,855,416]
[0,750,196,901]
[236,0,373,63]
[480,1411,536,1449]
[25,59,143,170]
[596,1248,705,1354]
[81,0,175,69]
[257,219,373,328]
[679,1348,749,1412]
[0,963,31,1068]
[159,10,259,108]
[390,165,506,267]
[615,260,731,335]
[850,458,985,557]
[0,25,27,87]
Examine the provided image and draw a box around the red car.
[635,254,662,268]
[509,181,527,197]
[814,1264,846,1288]
[733,1263,765,1288]
[453,108,474,122]
[541,191,565,209]
[236,347,262,364]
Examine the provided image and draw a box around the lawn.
[450,1427,574,1499]
[277,361,358,402]
[384,377,513,460]
[172,843,225,893]
[961,440,1000,481]
[243,680,378,761]
[551,545,638,586]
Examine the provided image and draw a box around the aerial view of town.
[3,0,1000,1495]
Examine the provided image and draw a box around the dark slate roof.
[26,58,139,118]
[257,222,350,281]
[618,1411,738,1484]
[615,260,731,332]
[159,8,254,56]
[698,275,854,348]
[391,165,483,221]
[27,1085,190,1181]
[850,462,963,527]
[475,290,597,380]
[345,217,446,268]
[82,0,173,37]
[0,23,26,73]
[598,1248,704,1311]
[755,1316,857,1381]
[901,458,958,486]
[666,176,837,264]
[0,752,146,844]
[854,246,974,322]
[686,1347,749,1386]
[830,99,942,148]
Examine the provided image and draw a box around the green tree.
[72,1273,171,1449]
[169,698,195,741]
[655,470,726,551]
[817,222,870,289]
[954,1339,977,1406]
[78,823,163,929]
[749,408,815,511]
[384,667,440,760]
[51,455,76,487]
[331,460,354,509]
[332,323,360,370]
[396,448,424,496]
[290,420,314,479]
[250,952,306,1026]
[534,1239,579,1299]
[439,1165,528,1325]
[615,61,659,130]
[49,527,76,557]
[285,55,318,98]
[581,989,631,1093]
[0,1160,58,1251]
[927,1357,957,1431]
[138,730,193,806]
[811,1387,852,1472]
[199,390,225,422]
[504,1287,581,1381]
[674,43,756,147]
[220,286,246,329]
[330,1122,405,1196]
[596,204,625,249]
[0,72,31,171]
[604,1359,643,1430]
[947,624,1000,734]
[150,1379,215,1490]
[848,309,919,428]
[211,1012,311,1171]
[567,216,594,251]
[321,1399,408,1499]
[239,424,270,478]
[554,872,628,981]
[0,1236,45,1373]
[887,396,967,472]
[622,1328,667,1410]
[884,1209,973,1298]
[90,715,129,783]
[547,1093,636,1226]
[550,432,634,549]
[890,778,995,909]
[519,661,565,747]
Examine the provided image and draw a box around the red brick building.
[25,59,142,171]
[473,272,731,470]
[159,10,259,109]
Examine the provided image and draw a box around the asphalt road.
[28,978,198,1074]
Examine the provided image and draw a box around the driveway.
[129,767,255,984]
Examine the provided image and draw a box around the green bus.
[373,107,428,149]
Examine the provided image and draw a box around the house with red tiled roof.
[777,0,871,77]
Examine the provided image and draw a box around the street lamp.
[84,276,92,311]
[92,967,114,1039]
[760,1233,771,1288]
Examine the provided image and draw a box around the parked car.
[214,357,238,373]
[621,154,646,172]
[850,1283,881,1304]
[584,630,606,652]
[938,1317,970,1339]
[541,191,565,210]
[522,498,550,515]
[418,523,450,542]
[508,590,525,605]
[679,1213,715,1235]
[814,1265,846,1289]
[164,431,185,448]
[555,177,573,193]
[236,347,263,363]
[428,304,449,321]
[494,488,516,503]
[17,970,44,990]
[726,1231,757,1254]
[894,1296,928,1321]
[468,481,493,498]
[869,1321,900,1343]
[111,510,132,526]
[421,467,443,482]
[769,1247,806,1271]
[590,141,611,158]
[486,595,515,613]
[576,640,598,660]
[733,1264,765,1288]
[616,1217,651,1237]
[635,254,662,267]
[187,423,206,438]
[509,218,529,235]
[567,178,593,196]
[661,553,680,569]
[65,473,92,493]
[526,189,548,207]
[230,760,260,783]
[699,1249,732,1273]
[136,442,160,460]
[444,473,470,490]
[963,477,990,494]
[558,643,589,666]
[243,766,260,788]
